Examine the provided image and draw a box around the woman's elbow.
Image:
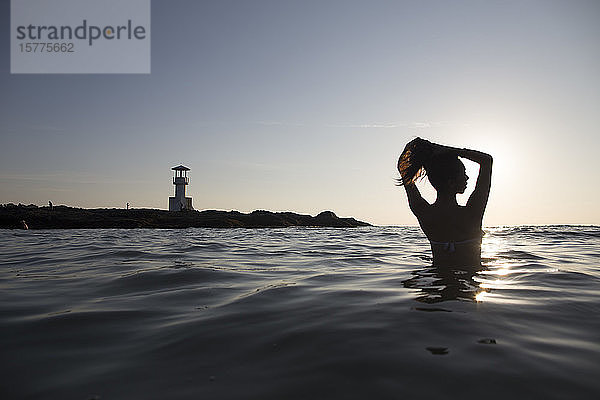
[484,153,493,167]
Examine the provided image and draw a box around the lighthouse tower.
[169,165,193,211]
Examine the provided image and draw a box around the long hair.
[397,138,433,186]
[397,138,462,189]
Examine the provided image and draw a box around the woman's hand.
[407,137,430,148]
[404,137,433,155]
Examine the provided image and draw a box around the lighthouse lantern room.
[169,165,193,211]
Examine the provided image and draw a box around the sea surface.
[1,226,599,399]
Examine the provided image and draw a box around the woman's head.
[425,153,468,194]
[398,138,468,194]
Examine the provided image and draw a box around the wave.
[1,226,599,399]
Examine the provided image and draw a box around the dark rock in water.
[426,347,449,355]
[0,204,371,229]
[413,307,452,313]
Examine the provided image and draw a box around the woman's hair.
[397,139,432,186]
[397,139,463,190]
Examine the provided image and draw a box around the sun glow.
[462,126,519,183]
[475,290,489,302]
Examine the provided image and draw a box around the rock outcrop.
[0,204,371,229]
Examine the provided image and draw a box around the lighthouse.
[169,165,193,211]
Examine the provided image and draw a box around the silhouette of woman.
[398,138,493,267]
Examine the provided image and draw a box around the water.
[1,226,599,399]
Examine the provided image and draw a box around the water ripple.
[0,226,599,399]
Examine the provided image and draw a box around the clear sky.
[1,0,599,226]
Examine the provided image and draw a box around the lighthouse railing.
[173,177,189,184]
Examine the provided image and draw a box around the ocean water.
[1,226,599,399]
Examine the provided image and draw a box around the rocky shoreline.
[0,204,371,229]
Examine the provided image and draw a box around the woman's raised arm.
[397,138,431,215]
[436,144,492,216]
[462,148,493,217]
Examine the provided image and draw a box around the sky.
[1,0,599,226]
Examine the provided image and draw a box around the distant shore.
[0,204,371,229]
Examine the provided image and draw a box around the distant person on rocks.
[127,202,129,210]
[48,201,53,210]
[397,137,493,267]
